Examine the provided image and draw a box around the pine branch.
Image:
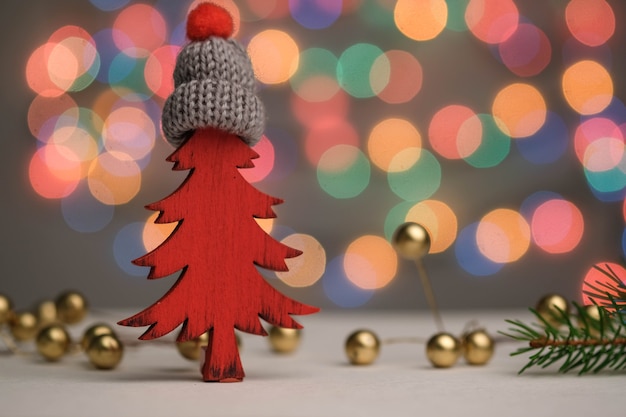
[528,337,626,348]
[501,264,626,374]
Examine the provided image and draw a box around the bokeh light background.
[3,0,626,309]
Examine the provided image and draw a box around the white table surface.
[0,309,622,417]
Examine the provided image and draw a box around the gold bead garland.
[82,323,116,351]
[392,222,431,261]
[392,222,444,331]
[343,223,500,370]
[0,294,14,325]
[173,327,305,362]
[343,292,585,370]
[577,304,602,338]
[535,294,570,328]
[426,332,462,368]
[176,332,210,361]
[0,291,123,370]
[87,333,124,370]
[343,328,496,368]
[345,329,380,365]
[36,324,71,362]
[461,329,495,366]
[10,311,39,342]
[2,288,577,374]
[35,300,57,326]
[268,326,301,354]
[175,331,244,361]
[56,291,88,325]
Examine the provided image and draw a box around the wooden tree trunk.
[202,326,244,382]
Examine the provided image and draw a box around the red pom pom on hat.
[187,2,234,41]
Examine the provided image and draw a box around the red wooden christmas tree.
[118,3,319,382]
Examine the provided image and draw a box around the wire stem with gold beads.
[415,258,445,332]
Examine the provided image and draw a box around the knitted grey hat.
[161,12,265,147]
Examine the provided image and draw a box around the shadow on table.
[79,362,200,382]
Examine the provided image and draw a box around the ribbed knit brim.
[161,37,265,147]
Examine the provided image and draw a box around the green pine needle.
[501,264,626,375]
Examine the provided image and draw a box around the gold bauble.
[9,311,39,341]
[581,304,602,321]
[82,323,116,351]
[176,331,241,360]
[35,300,57,325]
[36,324,71,361]
[269,326,301,354]
[55,291,88,324]
[535,294,569,327]
[426,332,461,368]
[86,334,123,370]
[0,293,13,325]
[462,329,495,366]
[345,329,380,365]
[392,222,431,260]
[577,304,602,337]
[176,332,210,361]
